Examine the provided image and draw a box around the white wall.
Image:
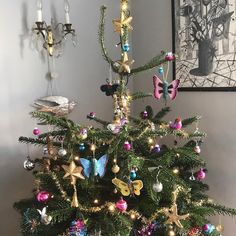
[132,0,236,235]
[0,0,121,235]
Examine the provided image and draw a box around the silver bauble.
[58,148,67,157]
[23,158,35,171]
[152,181,163,192]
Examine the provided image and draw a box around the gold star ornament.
[62,161,85,185]
[117,59,134,74]
[163,203,190,228]
[113,17,133,33]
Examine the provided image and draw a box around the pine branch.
[131,92,153,101]
[87,116,110,127]
[204,202,236,217]
[153,107,171,121]
[38,130,67,139]
[99,6,115,70]
[182,116,201,127]
[130,53,166,75]
[19,136,61,147]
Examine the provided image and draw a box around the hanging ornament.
[124,141,131,151]
[115,198,127,212]
[187,227,202,236]
[79,128,87,140]
[43,147,48,155]
[33,127,40,136]
[23,156,35,171]
[189,171,196,181]
[202,0,211,6]
[58,148,67,157]
[202,224,215,234]
[69,219,87,236]
[158,66,164,75]
[46,136,57,160]
[216,224,224,233]
[194,145,201,154]
[37,207,52,225]
[130,169,137,180]
[140,110,148,119]
[196,168,206,181]
[167,225,176,236]
[165,52,175,61]
[137,222,158,236]
[62,161,85,185]
[36,191,50,203]
[79,143,86,151]
[122,43,130,52]
[112,164,120,174]
[152,166,163,192]
[170,118,182,130]
[152,144,161,153]
[71,186,79,208]
[116,58,135,74]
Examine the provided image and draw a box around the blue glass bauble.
[123,43,130,52]
[130,170,137,180]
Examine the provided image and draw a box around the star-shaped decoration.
[117,59,135,74]
[113,17,133,33]
[62,161,85,185]
[163,203,190,228]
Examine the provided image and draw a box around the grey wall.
[132,0,236,234]
[0,0,121,235]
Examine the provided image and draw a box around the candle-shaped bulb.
[37,0,43,22]
[64,0,70,24]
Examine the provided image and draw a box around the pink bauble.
[202,224,209,231]
[197,168,206,181]
[165,52,175,61]
[116,198,127,212]
[33,127,40,135]
[124,141,131,151]
[36,191,50,202]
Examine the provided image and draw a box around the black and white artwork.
[172,0,236,90]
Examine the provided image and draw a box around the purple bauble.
[197,168,206,181]
[36,191,50,202]
[202,224,209,231]
[115,198,127,212]
[152,144,161,153]
[124,141,131,151]
[141,111,148,119]
[165,52,175,61]
[33,127,40,135]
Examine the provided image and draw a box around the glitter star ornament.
[112,16,133,33]
[163,203,190,228]
[62,161,85,185]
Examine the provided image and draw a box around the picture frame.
[172,0,236,91]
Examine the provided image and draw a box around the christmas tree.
[14,1,236,235]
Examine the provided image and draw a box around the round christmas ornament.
[137,222,158,236]
[23,156,35,171]
[216,224,224,232]
[153,180,163,193]
[187,227,201,236]
[80,128,87,140]
[123,43,130,52]
[33,127,40,136]
[112,164,120,174]
[165,52,175,61]
[115,198,127,212]
[36,191,50,203]
[140,110,148,119]
[124,141,131,151]
[130,170,137,180]
[152,144,161,153]
[79,143,86,151]
[196,168,206,181]
[58,148,67,157]
[158,66,164,75]
[69,219,87,236]
[87,112,96,119]
[194,145,201,154]
[202,224,215,234]
[167,226,176,236]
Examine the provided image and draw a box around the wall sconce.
[33,0,77,57]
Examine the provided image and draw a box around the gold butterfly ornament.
[112,178,143,196]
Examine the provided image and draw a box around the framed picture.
[172,0,236,91]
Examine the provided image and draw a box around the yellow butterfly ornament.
[112,178,143,196]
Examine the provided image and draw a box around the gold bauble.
[113,188,118,194]
[168,230,175,236]
[112,164,120,174]
[216,224,224,232]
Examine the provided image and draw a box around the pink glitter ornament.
[33,127,40,135]
[170,118,182,130]
[197,168,206,181]
[124,141,131,151]
[36,191,50,202]
[165,52,175,61]
[115,198,127,212]
[202,224,209,231]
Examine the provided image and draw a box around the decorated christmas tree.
[14,1,236,235]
